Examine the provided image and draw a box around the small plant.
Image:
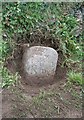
[67,71,83,86]
[0,40,19,88]
[0,66,20,88]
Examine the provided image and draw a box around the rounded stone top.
[22,46,58,84]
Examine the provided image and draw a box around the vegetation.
[1,2,83,88]
[0,40,20,88]
[2,3,83,59]
[0,67,19,88]
[67,71,82,86]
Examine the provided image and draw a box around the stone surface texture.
[22,46,58,83]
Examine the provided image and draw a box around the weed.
[2,2,83,63]
[67,71,83,86]
[0,40,20,88]
[0,66,20,88]
[1,2,83,88]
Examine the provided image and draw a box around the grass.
[0,66,20,88]
[31,90,60,117]
[1,3,83,88]
[0,40,20,88]
[67,71,83,86]
[29,84,82,117]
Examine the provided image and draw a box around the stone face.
[22,46,58,84]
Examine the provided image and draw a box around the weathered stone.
[22,46,58,85]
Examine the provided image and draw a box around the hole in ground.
[5,44,67,87]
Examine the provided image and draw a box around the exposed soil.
[2,77,82,118]
[2,43,82,118]
[5,44,66,87]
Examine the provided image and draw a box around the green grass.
[0,39,20,88]
[2,2,83,61]
[0,66,20,88]
[67,71,83,86]
[1,2,83,88]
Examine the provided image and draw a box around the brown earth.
[2,78,82,118]
[2,44,83,118]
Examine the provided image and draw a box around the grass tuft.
[67,71,83,86]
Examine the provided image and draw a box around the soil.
[5,45,66,87]
[2,44,83,118]
[2,78,82,118]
